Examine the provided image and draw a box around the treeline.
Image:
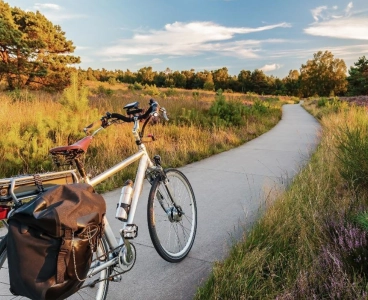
[79,52,368,98]
[1,0,367,97]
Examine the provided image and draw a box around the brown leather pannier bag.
[7,183,106,300]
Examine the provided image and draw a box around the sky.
[5,0,368,78]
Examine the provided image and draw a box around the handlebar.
[84,99,168,134]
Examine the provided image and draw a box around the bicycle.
[0,99,197,299]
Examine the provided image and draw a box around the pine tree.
[0,1,80,90]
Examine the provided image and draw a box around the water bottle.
[116,180,133,221]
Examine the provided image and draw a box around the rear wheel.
[147,168,197,262]
[0,233,110,300]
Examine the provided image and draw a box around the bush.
[97,85,114,96]
[209,90,247,127]
[203,82,215,91]
[108,77,116,85]
[144,84,160,96]
[128,82,144,91]
[252,100,268,114]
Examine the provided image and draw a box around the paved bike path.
[103,103,321,300]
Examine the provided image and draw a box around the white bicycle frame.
[0,113,166,278]
[79,118,158,277]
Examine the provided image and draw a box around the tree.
[192,71,207,89]
[284,70,301,96]
[181,69,195,89]
[123,69,136,84]
[347,56,368,96]
[136,66,155,85]
[86,67,97,81]
[238,70,252,93]
[299,50,347,97]
[153,71,166,87]
[203,71,215,91]
[172,71,186,88]
[0,1,80,90]
[272,77,286,95]
[251,69,268,94]
[213,67,229,90]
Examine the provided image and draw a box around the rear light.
[0,206,10,220]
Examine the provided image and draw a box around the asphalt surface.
[103,103,321,300]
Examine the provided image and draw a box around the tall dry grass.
[0,82,287,191]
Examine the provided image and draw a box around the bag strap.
[56,248,69,284]
[33,174,44,193]
[56,228,73,284]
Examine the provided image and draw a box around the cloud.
[345,2,353,14]
[102,57,130,62]
[311,6,328,21]
[305,18,368,40]
[136,58,163,66]
[260,63,282,72]
[305,2,368,40]
[32,3,87,22]
[34,3,61,11]
[102,21,291,59]
[268,44,368,60]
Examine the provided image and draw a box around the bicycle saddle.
[49,136,93,155]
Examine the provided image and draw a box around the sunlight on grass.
[0,83,290,192]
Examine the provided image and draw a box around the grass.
[195,99,368,299]
[0,81,293,192]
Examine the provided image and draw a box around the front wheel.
[147,168,197,262]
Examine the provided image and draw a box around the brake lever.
[101,112,112,128]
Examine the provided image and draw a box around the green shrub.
[355,211,368,231]
[108,77,116,85]
[144,84,160,96]
[209,90,247,126]
[203,81,215,91]
[317,97,329,107]
[97,85,114,96]
[252,100,268,114]
[128,82,144,90]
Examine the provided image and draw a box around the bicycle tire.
[147,168,197,262]
[0,234,110,300]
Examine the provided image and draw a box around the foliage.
[347,56,368,96]
[81,59,357,97]
[0,72,97,174]
[108,77,116,85]
[203,72,215,91]
[128,81,144,91]
[143,84,160,96]
[300,50,348,97]
[208,90,247,126]
[96,85,114,96]
[0,1,80,91]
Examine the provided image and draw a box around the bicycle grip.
[160,107,169,121]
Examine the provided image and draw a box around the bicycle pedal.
[121,224,138,239]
